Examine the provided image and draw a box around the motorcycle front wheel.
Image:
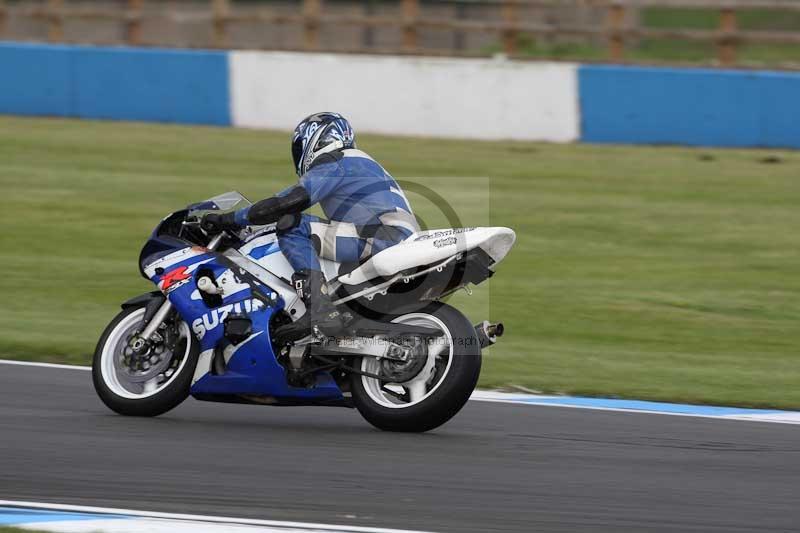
[92,304,199,417]
[351,302,482,432]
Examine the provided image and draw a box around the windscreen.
[204,191,252,211]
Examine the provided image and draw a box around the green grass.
[0,528,49,533]
[1,116,800,409]
[490,7,800,67]
[643,7,800,31]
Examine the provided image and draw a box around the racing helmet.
[291,112,356,176]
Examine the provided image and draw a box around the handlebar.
[182,215,229,249]
[206,233,225,251]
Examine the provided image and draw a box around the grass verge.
[1,116,799,408]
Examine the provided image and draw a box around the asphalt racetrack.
[1,363,798,533]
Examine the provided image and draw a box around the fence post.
[362,0,375,49]
[401,0,419,52]
[607,2,626,61]
[501,0,518,56]
[0,0,6,39]
[453,1,467,52]
[212,0,229,48]
[718,7,738,66]
[125,0,143,46]
[47,0,64,42]
[303,0,321,51]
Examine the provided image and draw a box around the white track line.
[0,360,90,371]
[469,392,800,424]
[4,358,800,425]
[0,500,434,533]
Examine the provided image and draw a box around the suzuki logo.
[160,266,192,293]
[191,299,265,340]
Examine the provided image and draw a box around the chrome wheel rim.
[100,308,191,399]
[360,313,454,409]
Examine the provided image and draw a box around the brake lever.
[181,217,211,241]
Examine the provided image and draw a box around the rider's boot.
[275,269,345,340]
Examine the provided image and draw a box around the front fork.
[131,300,174,351]
[131,233,225,352]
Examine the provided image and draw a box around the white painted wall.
[230,51,579,142]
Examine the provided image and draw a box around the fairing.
[338,227,516,285]
[137,193,344,405]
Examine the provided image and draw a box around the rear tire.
[350,303,481,432]
[92,305,199,417]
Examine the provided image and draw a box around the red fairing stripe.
[159,266,191,292]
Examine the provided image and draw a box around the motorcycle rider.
[202,112,418,336]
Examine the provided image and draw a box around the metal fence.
[1,0,799,67]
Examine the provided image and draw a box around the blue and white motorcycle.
[92,192,515,432]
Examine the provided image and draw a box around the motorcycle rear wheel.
[92,304,199,417]
[350,302,481,432]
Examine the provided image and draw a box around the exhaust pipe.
[475,320,504,349]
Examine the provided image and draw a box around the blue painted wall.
[2,42,800,149]
[0,43,230,126]
[579,65,800,149]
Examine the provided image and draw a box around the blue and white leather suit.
[236,149,418,273]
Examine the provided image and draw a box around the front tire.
[351,303,481,432]
[92,305,199,417]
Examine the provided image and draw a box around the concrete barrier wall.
[1,43,798,148]
[579,65,800,149]
[230,51,580,142]
[0,43,230,125]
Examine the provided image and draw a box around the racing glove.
[200,212,241,234]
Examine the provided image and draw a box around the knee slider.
[310,234,322,255]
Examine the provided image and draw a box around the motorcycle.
[92,191,515,432]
